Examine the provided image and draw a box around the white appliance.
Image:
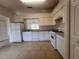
[50,31,56,48]
[9,23,23,43]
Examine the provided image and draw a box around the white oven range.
[50,31,56,48]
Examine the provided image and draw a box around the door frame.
[64,0,70,59]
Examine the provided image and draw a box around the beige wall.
[0,5,15,20]
[51,0,65,15]
[0,5,15,45]
[13,12,52,22]
[0,16,9,41]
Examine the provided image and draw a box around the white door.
[70,0,79,59]
[14,23,22,42]
[74,44,79,59]
[10,24,15,42]
[10,23,22,42]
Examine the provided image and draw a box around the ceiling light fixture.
[20,0,46,3]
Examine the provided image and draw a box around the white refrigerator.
[8,23,23,43]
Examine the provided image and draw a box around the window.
[31,23,39,29]
[25,19,40,29]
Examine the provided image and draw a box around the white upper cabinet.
[39,17,53,26]
[51,6,65,26]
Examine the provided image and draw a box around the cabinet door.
[39,18,52,26]
[74,44,79,59]
[43,31,50,40]
[70,1,79,59]
[71,0,79,3]
[39,32,44,41]
[39,31,50,41]
[32,32,39,41]
[56,35,64,57]
[23,32,32,41]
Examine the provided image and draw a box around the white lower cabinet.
[23,32,32,41]
[23,31,50,41]
[43,31,50,40]
[56,35,64,58]
[39,32,44,41]
[32,32,39,41]
[39,31,50,41]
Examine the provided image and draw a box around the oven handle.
[51,35,54,39]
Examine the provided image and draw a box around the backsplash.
[57,24,64,32]
[40,24,64,32]
[40,25,57,30]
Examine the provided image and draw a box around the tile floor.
[0,41,63,59]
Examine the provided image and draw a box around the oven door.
[50,32,56,48]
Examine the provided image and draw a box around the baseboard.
[55,49,64,59]
[23,40,50,42]
[0,40,9,48]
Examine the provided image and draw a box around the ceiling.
[0,0,58,12]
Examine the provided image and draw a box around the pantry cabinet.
[73,44,79,59]
[70,0,79,59]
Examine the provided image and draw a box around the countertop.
[55,32,64,37]
[23,29,64,37]
[23,29,59,32]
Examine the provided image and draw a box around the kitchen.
[1,0,79,59]
[8,7,65,58]
[0,0,68,59]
